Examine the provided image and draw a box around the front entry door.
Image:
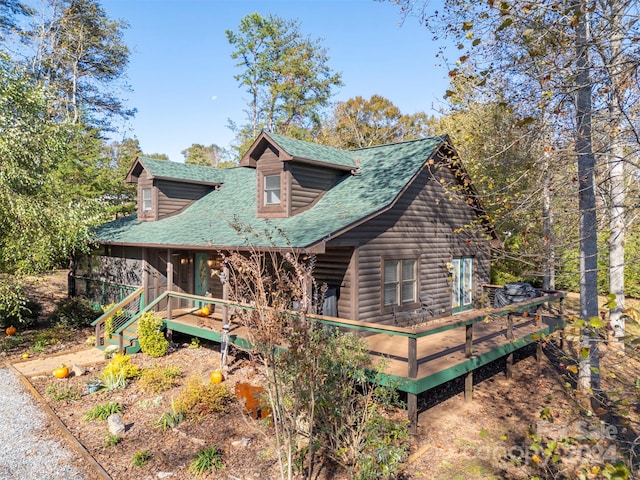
[452,257,473,314]
[195,253,209,301]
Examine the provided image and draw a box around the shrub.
[102,354,141,380]
[0,277,36,328]
[52,297,101,329]
[137,312,168,357]
[173,377,232,421]
[189,444,225,475]
[139,364,181,393]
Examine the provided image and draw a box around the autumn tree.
[319,94,432,149]
[181,143,230,167]
[226,13,343,153]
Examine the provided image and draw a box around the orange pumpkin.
[198,306,210,317]
[5,326,17,336]
[53,365,70,379]
[210,370,224,384]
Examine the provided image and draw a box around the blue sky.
[102,0,450,162]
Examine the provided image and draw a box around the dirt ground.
[4,271,638,480]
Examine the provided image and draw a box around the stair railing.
[92,287,145,348]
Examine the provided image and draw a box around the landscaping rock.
[71,364,86,377]
[107,413,125,435]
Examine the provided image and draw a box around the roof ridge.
[351,135,446,152]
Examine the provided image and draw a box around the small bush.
[0,277,36,328]
[174,377,232,421]
[139,364,181,393]
[83,402,123,421]
[189,444,225,475]
[52,297,101,329]
[137,312,168,357]
[102,354,141,380]
[132,449,152,467]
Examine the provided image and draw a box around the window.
[383,258,417,307]
[142,188,152,211]
[452,257,474,313]
[264,174,281,205]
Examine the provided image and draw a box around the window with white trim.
[142,188,152,211]
[383,258,417,307]
[264,174,281,205]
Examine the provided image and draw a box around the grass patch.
[45,383,81,402]
[155,401,184,431]
[83,401,123,421]
[104,432,122,447]
[189,444,224,475]
[132,449,152,467]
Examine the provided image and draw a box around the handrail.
[91,287,145,327]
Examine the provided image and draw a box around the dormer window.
[142,188,152,211]
[264,174,281,205]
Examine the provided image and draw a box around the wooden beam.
[465,324,473,401]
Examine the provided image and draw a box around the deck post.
[222,263,229,325]
[506,313,514,379]
[465,324,473,402]
[167,249,174,321]
[408,335,418,435]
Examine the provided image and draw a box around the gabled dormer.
[240,132,356,218]
[126,157,223,222]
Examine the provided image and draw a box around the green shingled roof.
[138,157,226,184]
[96,134,446,249]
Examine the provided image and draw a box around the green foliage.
[0,334,25,352]
[0,276,35,328]
[137,312,168,357]
[189,445,225,475]
[52,297,101,329]
[173,377,232,421]
[104,432,121,448]
[83,401,123,421]
[45,383,81,402]
[138,364,181,394]
[131,449,152,467]
[226,12,342,149]
[102,353,141,380]
[155,401,184,431]
[99,371,126,391]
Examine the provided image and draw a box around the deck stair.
[92,288,145,355]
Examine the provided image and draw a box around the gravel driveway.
[0,368,87,480]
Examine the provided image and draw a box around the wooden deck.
[160,296,565,397]
[105,289,565,434]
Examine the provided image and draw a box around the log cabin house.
[72,131,496,326]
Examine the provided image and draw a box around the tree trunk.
[606,0,626,347]
[574,0,600,393]
[542,146,556,290]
